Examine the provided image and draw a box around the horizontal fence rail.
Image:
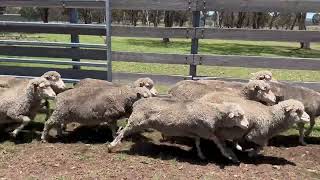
[1,41,320,70]
[2,22,320,42]
[195,28,320,42]
[0,22,194,38]
[0,0,197,11]
[0,57,108,67]
[2,0,320,12]
[0,66,191,85]
[194,55,320,71]
[1,65,320,91]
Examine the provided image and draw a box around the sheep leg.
[297,122,307,145]
[108,125,137,152]
[195,137,206,160]
[41,115,60,142]
[209,135,239,163]
[247,146,263,157]
[10,116,31,137]
[109,121,118,138]
[43,99,51,121]
[304,117,315,137]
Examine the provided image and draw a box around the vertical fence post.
[105,0,112,82]
[69,8,80,70]
[190,10,200,78]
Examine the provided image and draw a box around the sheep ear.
[228,112,235,119]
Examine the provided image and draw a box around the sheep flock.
[1,70,320,165]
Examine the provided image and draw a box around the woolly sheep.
[200,92,310,156]
[0,71,66,119]
[199,77,320,145]
[0,77,56,137]
[169,79,276,105]
[75,77,158,96]
[250,70,273,81]
[41,84,154,142]
[0,71,66,93]
[108,97,249,163]
[267,81,320,145]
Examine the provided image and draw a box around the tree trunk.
[298,12,310,49]
[237,12,246,28]
[39,8,49,23]
[269,12,278,29]
[163,11,174,43]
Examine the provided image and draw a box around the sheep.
[250,70,273,81]
[0,71,66,119]
[41,84,154,142]
[0,77,56,137]
[184,77,320,145]
[200,92,310,156]
[169,79,276,105]
[0,71,66,93]
[107,97,249,163]
[266,81,320,145]
[75,77,158,96]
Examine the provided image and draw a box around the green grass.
[1,33,320,82]
[1,33,320,137]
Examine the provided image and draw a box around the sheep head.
[135,86,153,99]
[220,102,249,130]
[250,71,273,81]
[41,71,66,93]
[133,77,158,96]
[280,99,310,124]
[245,80,276,105]
[29,77,56,99]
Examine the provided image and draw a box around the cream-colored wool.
[0,77,56,137]
[108,97,249,163]
[41,84,153,142]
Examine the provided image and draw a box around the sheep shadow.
[269,135,320,147]
[53,125,114,144]
[117,135,295,167]
[0,121,44,144]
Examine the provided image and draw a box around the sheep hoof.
[9,131,18,138]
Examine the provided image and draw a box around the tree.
[163,11,175,43]
[0,7,6,15]
[79,9,93,24]
[19,7,40,21]
[37,8,49,23]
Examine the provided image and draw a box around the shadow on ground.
[118,135,297,168]
[269,134,320,147]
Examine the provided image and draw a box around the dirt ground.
[0,124,320,180]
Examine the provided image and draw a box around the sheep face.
[134,78,158,96]
[248,80,276,105]
[222,103,249,129]
[282,100,310,124]
[42,71,66,93]
[251,71,272,81]
[136,86,153,99]
[31,78,57,99]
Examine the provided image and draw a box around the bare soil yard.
[0,124,320,179]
